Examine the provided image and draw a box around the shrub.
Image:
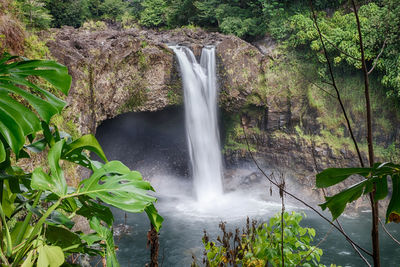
[196,212,331,267]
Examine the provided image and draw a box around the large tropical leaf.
[62,134,108,169]
[31,140,67,197]
[318,163,400,223]
[31,139,163,230]
[78,161,163,231]
[319,180,368,220]
[37,244,64,267]
[85,217,119,267]
[0,53,71,163]
[316,167,371,188]
[386,174,400,223]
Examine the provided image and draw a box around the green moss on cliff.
[51,111,80,140]
[224,45,400,161]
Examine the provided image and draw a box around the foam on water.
[150,173,298,220]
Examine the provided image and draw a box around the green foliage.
[166,89,181,105]
[98,0,128,22]
[16,0,52,29]
[165,0,197,28]
[120,11,138,29]
[286,1,400,98]
[317,162,400,223]
[23,33,52,59]
[0,53,70,159]
[222,112,257,154]
[193,0,266,39]
[82,19,107,31]
[46,0,87,27]
[199,212,330,267]
[139,0,168,27]
[0,53,162,266]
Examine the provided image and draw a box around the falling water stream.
[95,46,400,266]
[170,45,223,202]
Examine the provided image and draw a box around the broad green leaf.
[31,140,67,197]
[316,167,371,188]
[0,53,71,157]
[386,174,400,223]
[48,140,67,195]
[0,108,25,154]
[37,245,64,267]
[145,204,164,232]
[78,161,162,230]
[8,59,71,95]
[41,121,55,147]
[320,180,368,220]
[374,176,388,201]
[58,197,78,213]
[79,161,156,212]
[45,225,82,251]
[77,197,114,226]
[0,92,41,136]
[0,83,59,123]
[0,141,5,164]
[11,222,33,247]
[46,211,74,229]
[0,202,12,256]
[21,250,34,267]
[25,139,47,153]
[81,234,103,246]
[63,134,108,164]
[1,76,66,112]
[31,169,54,194]
[2,181,16,217]
[88,217,119,267]
[373,162,400,177]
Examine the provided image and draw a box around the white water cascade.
[170,45,224,203]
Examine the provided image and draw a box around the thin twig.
[299,73,336,98]
[321,34,362,61]
[280,177,285,267]
[336,218,372,267]
[309,0,365,168]
[241,124,372,257]
[321,80,334,87]
[368,39,387,75]
[320,187,372,266]
[378,218,400,246]
[351,1,380,266]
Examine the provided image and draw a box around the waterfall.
[170,45,223,202]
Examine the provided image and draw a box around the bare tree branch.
[378,218,400,246]
[240,123,372,257]
[321,34,362,62]
[280,177,285,267]
[368,38,387,75]
[321,80,334,87]
[309,0,365,167]
[336,217,372,267]
[351,1,380,266]
[298,72,336,98]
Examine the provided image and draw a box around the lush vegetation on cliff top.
[13,0,400,103]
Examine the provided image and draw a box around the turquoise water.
[113,197,400,267]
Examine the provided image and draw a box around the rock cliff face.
[45,27,264,134]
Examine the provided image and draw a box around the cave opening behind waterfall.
[95,106,190,180]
